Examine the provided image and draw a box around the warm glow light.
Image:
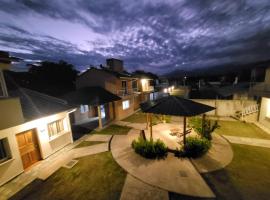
[172,86,174,90]
[141,79,147,84]
[164,88,168,93]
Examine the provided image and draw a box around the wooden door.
[16,129,41,169]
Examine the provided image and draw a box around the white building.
[0,51,75,186]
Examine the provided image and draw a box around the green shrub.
[188,117,218,140]
[131,137,167,159]
[176,136,211,158]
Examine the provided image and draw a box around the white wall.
[192,99,257,116]
[0,111,73,186]
[259,97,270,129]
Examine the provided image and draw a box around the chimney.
[106,58,124,72]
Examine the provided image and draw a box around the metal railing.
[235,104,259,120]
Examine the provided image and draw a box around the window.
[122,100,130,110]
[132,80,138,90]
[122,81,127,89]
[0,138,11,164]
[80,105,89,113]
[48,119,65,138]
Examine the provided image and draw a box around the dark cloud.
[0,0,270,74]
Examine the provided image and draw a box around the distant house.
[75,58,155,121]
[249,66,270,129]
[0,51,75,186]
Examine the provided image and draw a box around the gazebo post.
[97,105,103,129]
[183,116,186,145]
[150,113,153,140]
[202,114,206,136]
[146,113,149,130]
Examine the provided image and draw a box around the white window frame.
[0,138,11,164]
[80,105,89,113]
[122,100,130,110]
[48,119,65,139]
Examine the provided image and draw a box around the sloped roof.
[215,82,250,97]
[140,95,215,116]
[79,67,136,79]
[62,86,121,106]
[8,88,74,121]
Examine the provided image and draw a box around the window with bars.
[0,138,10,164]
[48,119,65,138]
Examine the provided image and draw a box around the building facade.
[0,51,75,186]
[76,58,155,120]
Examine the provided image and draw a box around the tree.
[28,60,79,96]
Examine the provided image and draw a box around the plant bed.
[131,137,168,159]
[175,136,211,158]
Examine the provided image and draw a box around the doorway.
[16,129,41,169]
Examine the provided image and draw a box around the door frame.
[16,129,41,170]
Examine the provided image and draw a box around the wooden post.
[183,116,186,145]
[97,105,103,129]
[163,115,166,123]
[150,113,153,140]
[146,113,149,130]
[202,114,206,136]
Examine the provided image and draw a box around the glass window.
[80,105,89,113]
[48,119,65,138]
[132,80,137,89]
[0,138,11,164]
[122,81,127,89]
[122,100,130,110]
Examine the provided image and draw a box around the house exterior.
[76,58,155,120]
[0,51,75,186]
[62,86,121,129]
[249,66,270,129]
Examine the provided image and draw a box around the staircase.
[235,104,259,121]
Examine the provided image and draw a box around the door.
[16,129,41,169]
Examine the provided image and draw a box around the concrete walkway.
[223,135,270,148]
[0,134,110,200]
[111,129,215,198]
[120,175,169,200]
[192,134,233,173]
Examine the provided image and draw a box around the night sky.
[0,0,270,74]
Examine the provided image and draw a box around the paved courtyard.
[111,126,233,198]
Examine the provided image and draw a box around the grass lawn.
[214,121,270,139]
[14,152,127,200]
[170,89,186,97]
[123,111,171,124]
[202,144,270,200]
[170,144,270,200]
[91,124,131,135]
[74,141,105,148]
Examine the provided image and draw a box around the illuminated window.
[0,138,11,164]
[122,100,130,110]
[48,119,65,138]
[80,105,89,113]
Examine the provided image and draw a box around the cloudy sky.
[0,0,270,74]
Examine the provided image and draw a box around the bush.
[131,137,167,159]
[188,117,218,140]
[176,136,211,158]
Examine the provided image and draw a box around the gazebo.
[140,95,215,145]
